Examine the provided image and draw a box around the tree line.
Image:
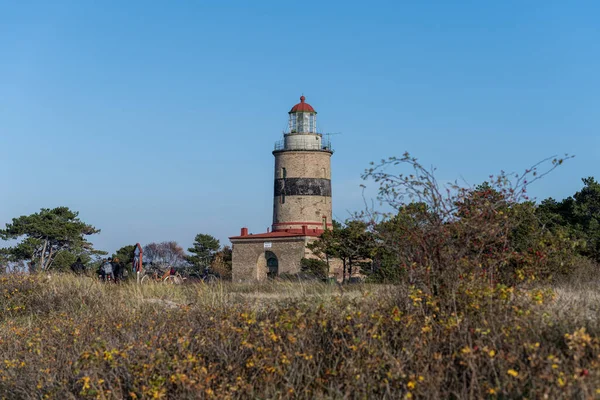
[2,153,596,288]
[0,208,230,278]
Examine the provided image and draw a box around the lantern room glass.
[290,114,297,132]
[289,112,316,133]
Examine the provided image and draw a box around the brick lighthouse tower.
[273,95,333,234]
[230,96,334,282]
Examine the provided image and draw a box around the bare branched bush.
[143,241,187,268]
[362,152,575,292]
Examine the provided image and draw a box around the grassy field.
[1,274,600,399]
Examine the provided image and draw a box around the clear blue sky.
[1,1,598,254]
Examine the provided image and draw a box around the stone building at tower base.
[229,228,319,282]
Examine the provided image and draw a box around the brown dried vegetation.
[1,274,600,399]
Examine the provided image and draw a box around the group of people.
[97,258,126,282]
[70,257,185,283]
[70,257,127,282]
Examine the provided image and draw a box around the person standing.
[70,257,85,274]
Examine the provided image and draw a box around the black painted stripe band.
[274,178,331,197]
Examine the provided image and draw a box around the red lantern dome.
[289,95,316,113]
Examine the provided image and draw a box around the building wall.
[274,151,331,179]
[231,237,310,282]
[273,150,332,230]
[272,197,332,231]
[231,236,352,283]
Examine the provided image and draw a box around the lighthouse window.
[297,113,305,132]
[282,168,287,179]
[290,114,297,132]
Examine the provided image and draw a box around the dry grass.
[1,274,600,399]
[549,284,600,324]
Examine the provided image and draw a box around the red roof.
[289,95,316,113]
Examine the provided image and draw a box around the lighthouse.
[230,96,335,282]
[273,96,333,234]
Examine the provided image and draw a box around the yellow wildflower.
[81,376,91,390]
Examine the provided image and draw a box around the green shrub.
[300,258,329,279]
